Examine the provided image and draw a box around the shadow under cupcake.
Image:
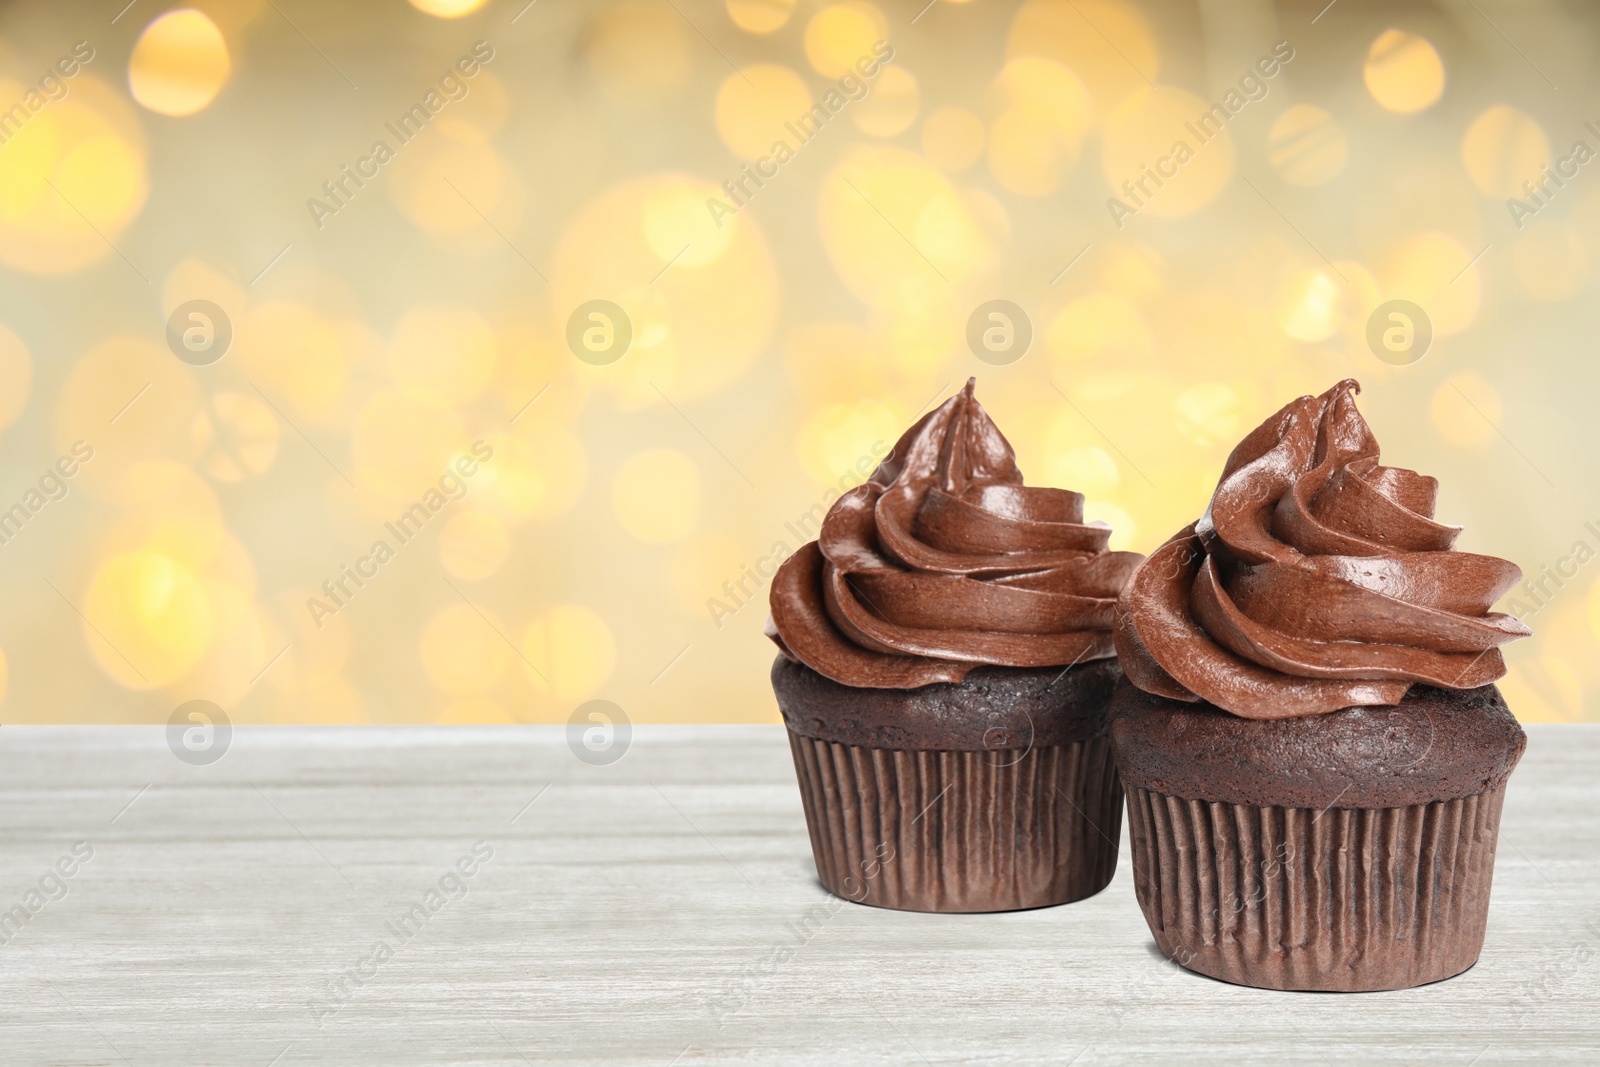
[767,380,1142,913]
[1111,379,1530,991]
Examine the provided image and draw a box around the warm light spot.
[388,305,498,405]
[1005,0,1158,114]
[1514,220,1589,301]
[550,175,778,406]
[1462,105,1549,198]
[85,550,213,689]
[438,698,518,724]
[1380,232,1480,336]
[727,0,796,34]
[853,65,918,138]
[1430,372,1500,449]
[1046,443,1119,497]
[0,323,32,435]
[439,510,511,581]
[1102,85,1234,217]
[351,389,468,502]
[804,3,888,79]
[1268,104,1347,186]
[783,321,892,405]
[1279,270,1342,342]
[1098,241,1164,301]
[0,78,149,275]
[586,1,691,96]
[194,392,279,483]
[57,337,202,492]
[1363,29,1444,114]
[641,176,737,267]
[795,400,903,486]
[129,9,231,116]
[1045,294,1154,368]
[714,64,811,161]
[475,424,587,523]
[669,533,755,617]
[921,107,984,172]
[520,604,616,699]
[389,137,519,237]
[986,58,1091,196]
[0,645,8,704]
[1499,655,1583,722]
[819,146,990,313]
[613,449,701,544]
[420,603,509,696]
[234,302,350,423]
[1083,499,1136,552]
[1175,382,1243,448]
[408,0,489,16]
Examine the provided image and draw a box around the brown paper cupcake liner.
[1124,783,1509,991]
[787,731,1121,913]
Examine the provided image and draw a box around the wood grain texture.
[0,724,1595,1065]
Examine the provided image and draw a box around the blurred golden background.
[0,0,1591,725]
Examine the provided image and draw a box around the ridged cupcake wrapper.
[787,732,1122,913]
[1124,783,1509,991]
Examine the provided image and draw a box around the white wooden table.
[0,724,1595,1065]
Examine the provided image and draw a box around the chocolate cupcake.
[1112,379,1530,991]
[768,379,1142,912]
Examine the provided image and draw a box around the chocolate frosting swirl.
[1115,379,1530,720]
[768,379,1143,689]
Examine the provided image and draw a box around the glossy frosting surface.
[1115,379,1529,719]
[769,379,1142,689]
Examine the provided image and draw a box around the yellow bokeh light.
[194,391,280,483]
[1102,85,1234,217]
[1279,270,1343,342]
[586,1,691,96]
[0,77,148,275]
[1364,29,1444,114]
[234,302,351,423]
[783,321,891,405]
[727,0,796,34]
[1174,382,1244,449]
[921,106,984,172]
[1005,0,1158,114]
[129,9,231,116]
[1430,372,1500,449]
[613,448,701,544]
[669,532,753,617]
[1046,294,1154,369]
[1098,241,1165,302]
[409,0,489,17]
[986,58,1091,196]
[550,174,778,406]
[1084,499,1136,552]
[388,305,498,405]
[57,337,202,493]
[795,399,903,486]
[438,698,518,724]
[85,550,213,689]
[389,135,520,237]
[475,424,588,524]
[854,65,918,138]
[1045,442,1119,497]
[439,510,511,582]
[1499,655,1583,722]
[804,2,888,79]
[714,64,811,161]
[1462,105,1549,198]
[1268,104,1348,186]
[420,603,509,696]
[1513,219,1589,301]
[520,604,616,700]
[351,389,468,502]
[1380,232,1480,336]
[819,146,991,313]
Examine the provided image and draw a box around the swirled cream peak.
[768,379,1143,689]
[1115,379,1530,720]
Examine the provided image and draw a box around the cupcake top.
[768,378,1143,689]
[1115,379,1530,720]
